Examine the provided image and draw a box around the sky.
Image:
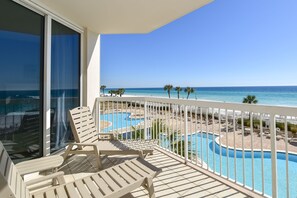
[101,0,297,88]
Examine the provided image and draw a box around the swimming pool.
[100,112,143,132]
[182,133,297,197]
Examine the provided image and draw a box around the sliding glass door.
[50,20,80,153]
[0,0,81,158]
[0,0,44,161]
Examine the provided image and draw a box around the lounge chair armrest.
[16,155,64,176]
[98,132,116,140]
[68,142,97,147]
[26,171,65,186]
[63,143,98,160]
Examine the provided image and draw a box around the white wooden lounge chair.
[64,106,157,169]
[0,144,65,189]
[16,155,64,185]
[0,141,158,198]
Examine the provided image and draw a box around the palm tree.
[184,87,195,99]
[108,90,117,96]
[100,85,106,95]
[242,95,258,104]
[175,86,182,99]
[243,95,258,121]
[118,88,125,97]
[171,139,191,157]
[151,120,165,139]
[131,126,144,140]
[151,120,191,157]
[164,84,173,98]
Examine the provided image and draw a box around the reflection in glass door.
[51,20,80,152]
[0,0,44,162]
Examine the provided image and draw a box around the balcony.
[60,144,251,198]
[94,96,297,198]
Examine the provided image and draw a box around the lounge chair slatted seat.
[30,158,157,198]
[65,183,80,197]
[55,186,68,197]
[76,180,92,197]
[112,166,134,183]
[92,174,112,194]
[65,106,157,169]
[0,141,158,198]
[83,177,102,197]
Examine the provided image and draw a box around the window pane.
[51,20,80,152]
[0,0,44,162]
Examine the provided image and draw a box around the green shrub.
[237,118,266,128]
[276,122,285,130]
[288,123,297,133]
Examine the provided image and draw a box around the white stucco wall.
[83,30,100,111]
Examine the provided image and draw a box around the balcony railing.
[95,96,297,198]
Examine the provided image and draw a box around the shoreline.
[101,93,297,108]
[101,86,297,107]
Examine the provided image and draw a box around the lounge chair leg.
[146,177,155,198]
[52,167,62,185]
[63,144,73,160]
[94,146,103,170]
[138,150,144,159]
[96,155,103,170]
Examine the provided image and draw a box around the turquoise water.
[164,133,297,197]
[100,112,143,132]
[104,86,297,106]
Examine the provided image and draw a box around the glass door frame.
[13,0,84,156]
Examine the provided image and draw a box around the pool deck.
[60,147,262,198]
[101,109,297,153]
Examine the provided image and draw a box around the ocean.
[0,89,79,114]
[105,86,297,107]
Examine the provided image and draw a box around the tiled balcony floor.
[60,148,260,198]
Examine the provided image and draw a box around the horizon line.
[103,85,297,89]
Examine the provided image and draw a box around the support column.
[83,29,100,112]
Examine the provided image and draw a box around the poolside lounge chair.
[16,154,64,183]
[0,141,158,198]
[64,106,156,169]
[0,144,65,189]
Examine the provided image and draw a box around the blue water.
[100,112,143,132]
[0,89,80,114]
[170,133,297,197]
[104,86,297,107]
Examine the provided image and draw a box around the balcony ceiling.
[30,0,213,33]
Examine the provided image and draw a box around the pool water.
[100,112,143,132]
[183,133,297,197]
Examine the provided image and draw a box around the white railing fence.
[95,97,297,198]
